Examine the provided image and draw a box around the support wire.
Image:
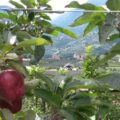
[0,8,120,13]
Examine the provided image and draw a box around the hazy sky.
[0,0,89,19]
[0,0,88,9]
[49,0,88,10]
[0,0,107,19]
[48,0,88,18]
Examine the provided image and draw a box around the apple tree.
[66,0,120,119]
[0,0,118,120]
[0,0,78,119]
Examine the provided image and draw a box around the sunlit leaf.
[17,38,50,48]
[66,1,104,10]
[0,13,10,19]
[2,44,14,55]
[83,21,97,36]
[54,27,77,39]
[71,12,105,28]
[0,13,17,22]
[20,0,35,8]
[9,0,25,8]
[70,13,93,27]
[50,30,59,36]
[37,0,50,5]
[40,13,51,20]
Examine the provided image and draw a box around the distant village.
[52,51,84,61]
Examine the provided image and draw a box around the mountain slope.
[45,0,109,58]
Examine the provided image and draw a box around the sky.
[0,0,109,20]
[0,0,89,19]
[49,0,88,18]
[48,0,88,10]
[0,0,88,9]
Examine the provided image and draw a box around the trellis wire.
[0,8,120,13]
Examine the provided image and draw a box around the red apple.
[0,98,22,113]
[0,70,25,101]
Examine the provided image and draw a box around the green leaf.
[64,80,99,91]
[71,12,105,28]
[8,13,17,22]
[66,1,83,8]
[94,43,120,68]
[98,73,120,90]
[28,12,35,21]
[9,0,25,8]
[34,46,45,62]
[15,46,33,55]
[60,107,90,120]
[7,60,28,77]
[2,44,14,55]
[106,0,120,10]
[35,72,55,91]
[111,42,120,53]
[54,27,77,39]
[83,13,105,36]
[25,79,41,91]
[0,23,6,31]
[0,13,17,22]
[17,38,50,48]
[0,13,9,19]
[17,15,28,24]
[34,88,62,107]
[83,21,97,36]
[106,34,120,42]
[60,109,78,120]
[20,0,35,7]
[66,1,104,10]
[45,4,52,10]
[40,13,51,20]
[50,30,59,37]
[79,106,97,117]
[94,54,115,69]
[64,80,87,91]
[98,13,115,43]
[37,0,50,5]
[42,35,53,43]
[71,93,96,108]
[6,53,18,60]
[16,31,32,41]
[70,13,95,27]
[39,20,52,28]
[96,102,111,119]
